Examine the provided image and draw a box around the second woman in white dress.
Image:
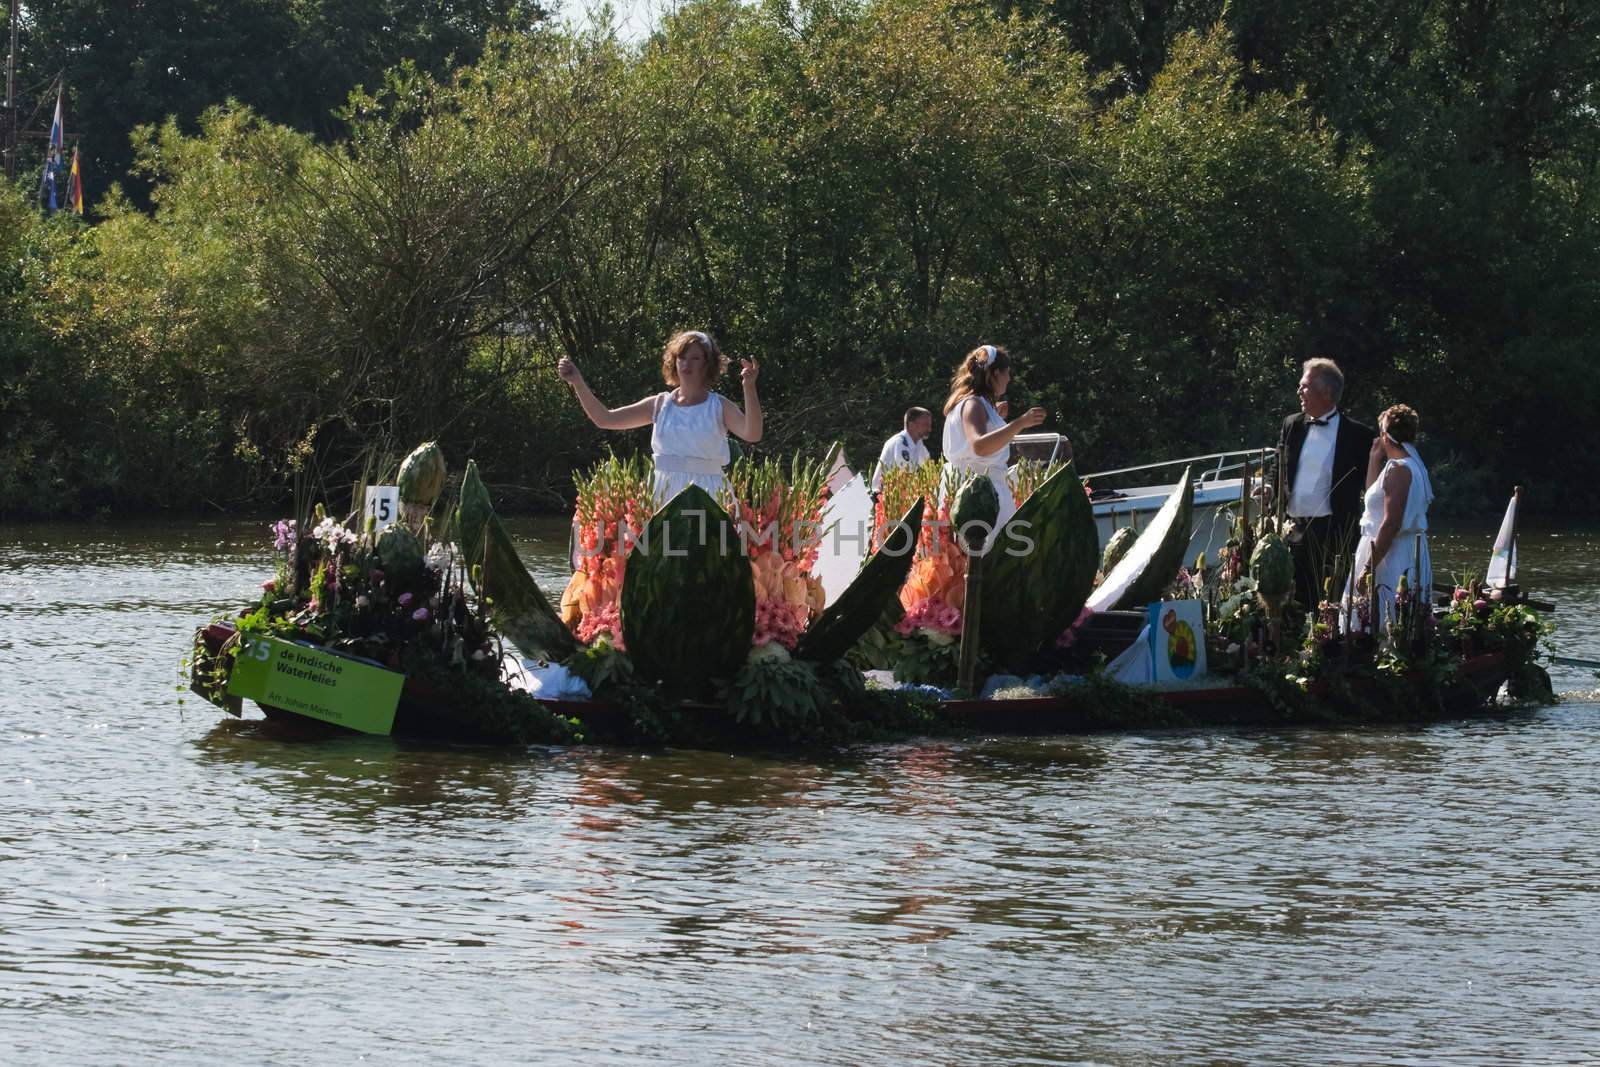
[941,344,1047,545]
[558,330,762,503]
[1344,403,1433,631]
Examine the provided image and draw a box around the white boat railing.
[1083,446,1276,487]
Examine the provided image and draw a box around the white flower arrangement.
[311,516,357,551]
[1217,577,1259,620]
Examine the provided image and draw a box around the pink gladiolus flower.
[398,592,413,607]
[261,579,276,592]
[412,607,430,622]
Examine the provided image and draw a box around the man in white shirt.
[1273,358,1376,609]
[870,407,934,495]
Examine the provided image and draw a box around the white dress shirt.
[1289,409,1340,518]
[870,429,931,492]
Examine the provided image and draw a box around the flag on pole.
[40,83,66,212]
[68,147,83,214]
[48,86,64,155]
[1486,488,1519,589]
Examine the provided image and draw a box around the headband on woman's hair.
[687,330,713,347]
[981,345,997,367]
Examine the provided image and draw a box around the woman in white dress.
[1344,403,1433,631]
[558,330,762,503]
[941,344,1048,545]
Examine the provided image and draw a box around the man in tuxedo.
[1274,358,1375,609]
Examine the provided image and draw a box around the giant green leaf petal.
[979,461,1099,669]
[457,460,578,661]
[620,485,755,694]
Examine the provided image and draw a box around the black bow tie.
[1308,416,1331,427]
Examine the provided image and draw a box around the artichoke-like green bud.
[398,441,447,525]
[952,475,1000,554]
[1250,532,1294,611]
[376,523,425,577]
[1102,526,1138,575]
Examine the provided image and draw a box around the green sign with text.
[227,635,404,735]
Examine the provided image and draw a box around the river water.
[2,517,1597,1064]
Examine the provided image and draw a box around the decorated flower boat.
[189,443,1551,747]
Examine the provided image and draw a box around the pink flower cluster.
[576,602,625,648]
[896,597,962,636]
[270,519,296,552]
[754,597,808,648]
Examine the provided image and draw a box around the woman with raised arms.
[941,344,1048,541]
[558,330,762,503]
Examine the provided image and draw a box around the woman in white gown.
[941,344,1049,547]
[1344,403,1433,631]
[558,330,762,503]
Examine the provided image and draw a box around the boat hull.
[194,624,1513,742]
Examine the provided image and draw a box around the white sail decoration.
[1486,488,1520,589]
[812,472,875,607]
[823,444,854,497]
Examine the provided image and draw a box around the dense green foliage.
[3,0,1595,519]
[15,0,546,205]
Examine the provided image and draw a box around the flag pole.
[1508,485,1522,597]
[38,74,65,211]
[4,0,17,181]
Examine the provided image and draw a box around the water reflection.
[190,720,558,822]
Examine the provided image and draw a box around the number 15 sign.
[365,485,400,533]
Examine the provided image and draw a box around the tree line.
[2,0,1594,520]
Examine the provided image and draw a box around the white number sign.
[364,485,401,533]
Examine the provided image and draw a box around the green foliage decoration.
[457,460,579,661]
[619,485,756,694]
[979,462,1100,670]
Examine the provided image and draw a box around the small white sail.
[823,444,854,497]
[1486,488,1519,589]
[812,472,874,607]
